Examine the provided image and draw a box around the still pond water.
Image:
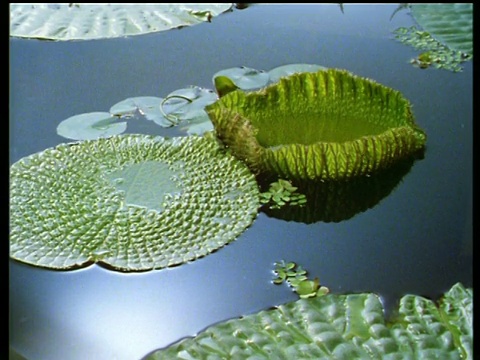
[10,4,472,360]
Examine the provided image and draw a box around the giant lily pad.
[9,3,233,41]
[411,4,473,56]
[9,134,260,271]
[206,69,427,181]
[146,282,472,359]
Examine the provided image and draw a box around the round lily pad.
[10,134,260,271]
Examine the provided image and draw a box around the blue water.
[10,4,472,359]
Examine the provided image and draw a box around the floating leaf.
[56,112,126,140]
[161,86,218,125]
[10,4,233,41]
[212,66,270,91]
[411,3,473,55]
[10,134,260,271]
[268,63,328,84]
[206,69,426,181]
[109,96,161,116]
[146,283,472,359]
[109,96,173,127]
[179,109,214,136]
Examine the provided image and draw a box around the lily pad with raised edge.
[10,134,260,271]
[206,68,427,181]
[9,3,234,41]
[145,282,472,359]
[411,3,473,56]
[56,112,127,140]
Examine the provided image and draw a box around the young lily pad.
[146,283,472,359]
[10,134,260,271]
[212,66,270,91]
[206,68,426,181]
[10,4,233,41]
[56,112,127,140]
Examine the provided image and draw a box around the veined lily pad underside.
[9,134,260,271]
[206,69,427,181]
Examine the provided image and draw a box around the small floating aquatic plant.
[273,260,329,299]
[259,179,307,209]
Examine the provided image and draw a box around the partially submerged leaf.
[146,283,472,359]
[56,112,127,140]
[10,3,234,41]
[10,134,260,271]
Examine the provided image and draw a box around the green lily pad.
[146,283,472,359]
[411,4,473,56]
[212,66,270,91]
[56,112,127,140]
[10,4,233,41]
[10,134,260,271]
[206,69,426,181]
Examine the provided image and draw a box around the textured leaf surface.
[10,3,233,41]
[10,134,260,271]
[411,4,473,55]
[146,283,472,359]
[206,69,427,181]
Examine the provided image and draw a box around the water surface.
[10,4,472,359]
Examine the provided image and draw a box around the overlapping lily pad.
[9,3,233,41]
[9,134,260,271]
[145,282,472,359]
[206,68,427,181]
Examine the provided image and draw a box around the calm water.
[10,4,472,360]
